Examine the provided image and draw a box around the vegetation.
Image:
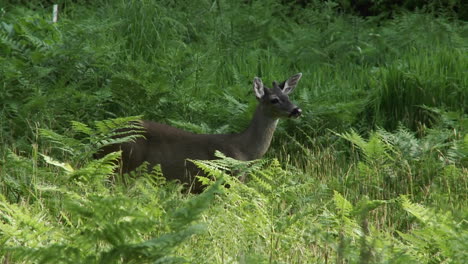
[1,0,467,263]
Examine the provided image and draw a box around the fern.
[399,196,468,263]
[93,116,144,136]
[2,154,221,263]
[40,116,143,163]
[0,31,27,53]
[40,128,85,156]
[333,191,354,217]
[2,115,222,262]
[340,129,394,163]
[190,151,264,189]
[0,196,66,264]
[378,126,422,160]
[67,151,121,186]
[1,2,467,263]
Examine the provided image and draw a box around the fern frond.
[22,33,51,52]
[0,32,27,53]
[331,191,361,238]
[378,125,422,160]
[333,191,354,217]
[250,170,273,192]
[339,129,392,163]
[0,196,59,249]
[94,116,143,135]
[39,128,84,155]
[68,151,121,184]
[94,133,143,150]
[399,196,440,225]
[398,195,468,263]
[70,121,94,136]
[41,154,74,174]
[93,116,145,151]
[189,159,228,179]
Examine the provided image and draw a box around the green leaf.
[40,154,74,173]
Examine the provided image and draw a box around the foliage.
[339,110,467,205]
[0,119,222,263]
[1,114,466,262]
[1,1,467,147]
[0,0,467,263]
[399,196,468,263]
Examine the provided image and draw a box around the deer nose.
[289,107,302,118]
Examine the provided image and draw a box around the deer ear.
[282,73,302,94]
[253,77,265,99]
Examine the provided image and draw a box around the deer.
[95,73,303,192]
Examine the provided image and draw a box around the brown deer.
[96,73,302,192]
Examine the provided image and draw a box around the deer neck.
[238,104,279,160]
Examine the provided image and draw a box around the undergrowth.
[0,113,466,263]
[0,0,467,263]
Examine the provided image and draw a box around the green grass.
[0,0,467,263]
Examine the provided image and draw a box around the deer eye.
[270,98,280,104]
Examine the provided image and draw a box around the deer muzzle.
[289,107,302,118]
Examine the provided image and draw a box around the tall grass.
[1,1,466,142]
[1,120,465,262]
[0,1,467,263]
